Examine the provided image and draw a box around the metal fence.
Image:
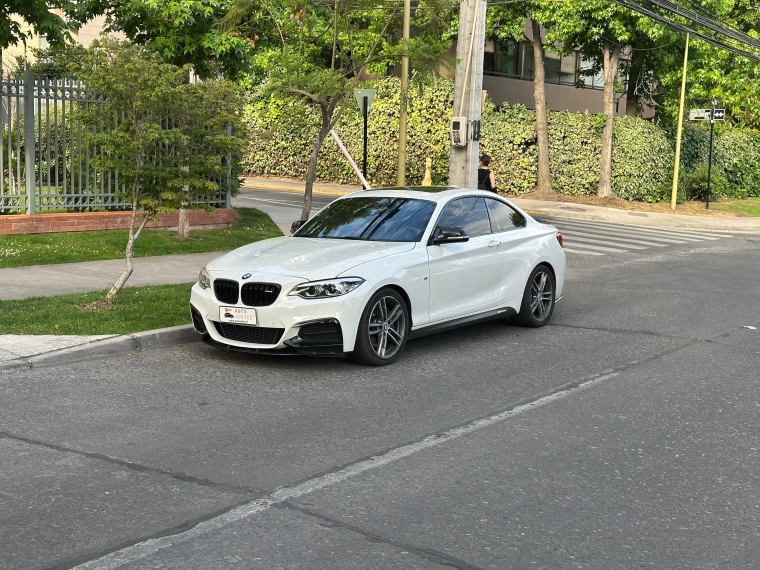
[1,70,229,215]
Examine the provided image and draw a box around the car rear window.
[295,197,436,242]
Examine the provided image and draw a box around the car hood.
[207,236,416,280]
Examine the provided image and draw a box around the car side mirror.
[430,225,469,245]
[290,219,307,235]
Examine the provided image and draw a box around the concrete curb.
[0,324,199,374]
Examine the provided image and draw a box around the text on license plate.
[219,306,257,325]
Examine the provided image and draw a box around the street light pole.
[353,88,377,189]
[706,98,717,210]
[397,0,411,186]
[363,95,369,182]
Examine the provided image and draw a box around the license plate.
[219,306,257,325]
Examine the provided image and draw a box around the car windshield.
[295,196,436,242]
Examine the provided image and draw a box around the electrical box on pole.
[448,0,487,189]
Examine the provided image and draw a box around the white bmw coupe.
[190,187,566,366]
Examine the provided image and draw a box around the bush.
[242,76,757,201]
[713,128,760,198]
[683,164,727,202]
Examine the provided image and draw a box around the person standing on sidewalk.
[477,154,497,193]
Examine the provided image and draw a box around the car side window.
[485,198,526,233]
[437,197,491,238]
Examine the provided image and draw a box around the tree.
[225,0,454,220]
[0,0,103,50]
[487,3,555,195]
[543,1,663,198]
[105,0,252,80]
[70,38,243,302]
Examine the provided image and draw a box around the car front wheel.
[515,264,555,327]
[352,288,410,366]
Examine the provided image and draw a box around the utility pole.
[449,0,487,189]
[671,33,689,211]
[396,0,411,186]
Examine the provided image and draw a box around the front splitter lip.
[202,334,346,357]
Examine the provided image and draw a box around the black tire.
[514,264,556,327]
[352,287,410,366]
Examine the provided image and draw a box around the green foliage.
[243,77,679,201]
[69,38,244,217]
[0,0,103,49]
[108,0,252,80]
[683,164,728,202]
[673,123,760,199]
[244,76,454,187]
[713,128,760,197]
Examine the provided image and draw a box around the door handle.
[488,240,501,248]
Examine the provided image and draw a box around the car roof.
[342,186,500,203]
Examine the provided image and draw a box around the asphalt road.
[2,201,760,569]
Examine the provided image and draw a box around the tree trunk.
[301,125,330,221]
[177,207,190,238]
[300,97,340,221]
[106,177,151,303]
[531,19,553,195]
[177,165,190,238]
[598,41,622,198]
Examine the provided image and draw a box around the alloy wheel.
[367,296,407,359]
[529,270,554,321]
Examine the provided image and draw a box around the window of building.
[544,50,561,82]
[521,42,534,78]
[560,53,577,84]
[484,36,639,93]
[498,41,520,75]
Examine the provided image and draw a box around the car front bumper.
[189,278,367,355]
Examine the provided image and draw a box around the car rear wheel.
[514,264,555,327]
[352,288,409,366]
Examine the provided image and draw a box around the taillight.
[556,232,564,248]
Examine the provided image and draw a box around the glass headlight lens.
[289,278,365,299]
[198,267,211,289]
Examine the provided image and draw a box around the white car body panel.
[189,188,566,355]
[427,233,505,322]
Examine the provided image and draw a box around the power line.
[640,0,760,50]
[613,0,760,62]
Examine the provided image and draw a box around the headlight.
[288,278,365,299]
[198,267,211,289]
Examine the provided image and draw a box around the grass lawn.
[708,197,760,217]
[0,283,194,335]
[0,207,282,269]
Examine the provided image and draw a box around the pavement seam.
[547,322,701,341]
[66,337,706,570]
[49,496,256,570]
[0,430,260,496]
[281,501,483,570]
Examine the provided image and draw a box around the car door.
[427,196,505,322]
[484,198,533,304]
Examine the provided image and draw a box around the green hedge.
[243,76,760,201]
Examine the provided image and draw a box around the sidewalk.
[244,176,760,234]
[0,253,220,369]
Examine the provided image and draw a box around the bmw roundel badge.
[242,273,251,280]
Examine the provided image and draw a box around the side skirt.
[409,306,517,340]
